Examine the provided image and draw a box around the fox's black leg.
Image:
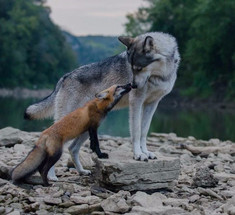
[38,150,62,186]
[38,159,50,186]
[89,127,108,159]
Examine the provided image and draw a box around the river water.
[0,97,235,142]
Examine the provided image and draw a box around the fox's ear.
[95,91,109,100]
[143,36,154,52]
[118,36,133,48]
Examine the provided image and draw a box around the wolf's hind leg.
[47,166,58,181]
[140,100,159,159]
[68,132,91,175]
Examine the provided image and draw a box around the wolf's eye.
[132,65,142,72]
[144,50,151,55]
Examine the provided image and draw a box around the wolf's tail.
[11,145,47,182]
[24,77,64,120]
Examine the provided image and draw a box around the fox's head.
[95,83,132,112]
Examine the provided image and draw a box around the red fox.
[12,84,132,186]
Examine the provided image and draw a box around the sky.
[46,0,146,36]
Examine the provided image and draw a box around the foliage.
[0,0,77,89]
[63,32,122,65]
[125,0,235,101]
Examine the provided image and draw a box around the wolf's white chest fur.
[144,72,176,104]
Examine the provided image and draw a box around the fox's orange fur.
[12,84,131,186]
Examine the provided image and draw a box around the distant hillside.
[63,32,124,66]
[0,0,77,89]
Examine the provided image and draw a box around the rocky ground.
[0,127,235,215]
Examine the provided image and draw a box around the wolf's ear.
[95,91,109,100]
[143,36,154,52]
[118,36,133,48]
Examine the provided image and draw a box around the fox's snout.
[117,83,132,94]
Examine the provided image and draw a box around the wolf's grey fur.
[25,32,180,181]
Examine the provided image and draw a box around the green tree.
[0,0,77,88]
[185,0,235,99]
[125,0,235,101]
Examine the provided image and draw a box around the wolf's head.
[118,32,180,89]
[95,83,132,112]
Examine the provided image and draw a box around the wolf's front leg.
[140,100,160,159]
[68,132,91,175]
[129,92,148,161]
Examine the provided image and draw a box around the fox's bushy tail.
[11,146,47,182]
[24,77,64,120]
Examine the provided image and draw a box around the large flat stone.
[0,127,40,147]
[93,148,180,191]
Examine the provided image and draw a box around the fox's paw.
[47,175,59,181]
[98,152,109,159]
[143,151,157,159]
[80,169,91,176]
[133,153,148,162]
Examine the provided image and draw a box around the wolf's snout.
[125,83,132,89]
[131,83,137,89]
[124,83,132,92]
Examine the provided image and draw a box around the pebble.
[0,127,234,215]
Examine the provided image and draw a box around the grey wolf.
[24,32,180,181]
[12,84,132,186]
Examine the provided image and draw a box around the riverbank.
[0,127,234,214]
[0,88,52,99]
[1,87,235,110]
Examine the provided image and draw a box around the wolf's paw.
[133,153,148,162]
[98,152,109,159]
[79,169,91,176]
[47,175,59,181]
[143,151,157,159]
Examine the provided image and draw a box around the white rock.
[163,198,189,208]
[13,144,26,154]
[230,163,235,174]
[94,148,180,191]
[7,211,21,215]
[80,151,95,169]
[129,191,166,208]
[127,205,187,215]
[189,195,200,203]
[65,204,89,215]
[222,195,235,214]
[209,138,220,145]
[158,145,176,154]
[100,191,130,213]
[70,194,101,205]
[180,154,193,165]
[215,173,235,182]
[0,127,39,147]
[44,196,62,205]
[227,206,235,215]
